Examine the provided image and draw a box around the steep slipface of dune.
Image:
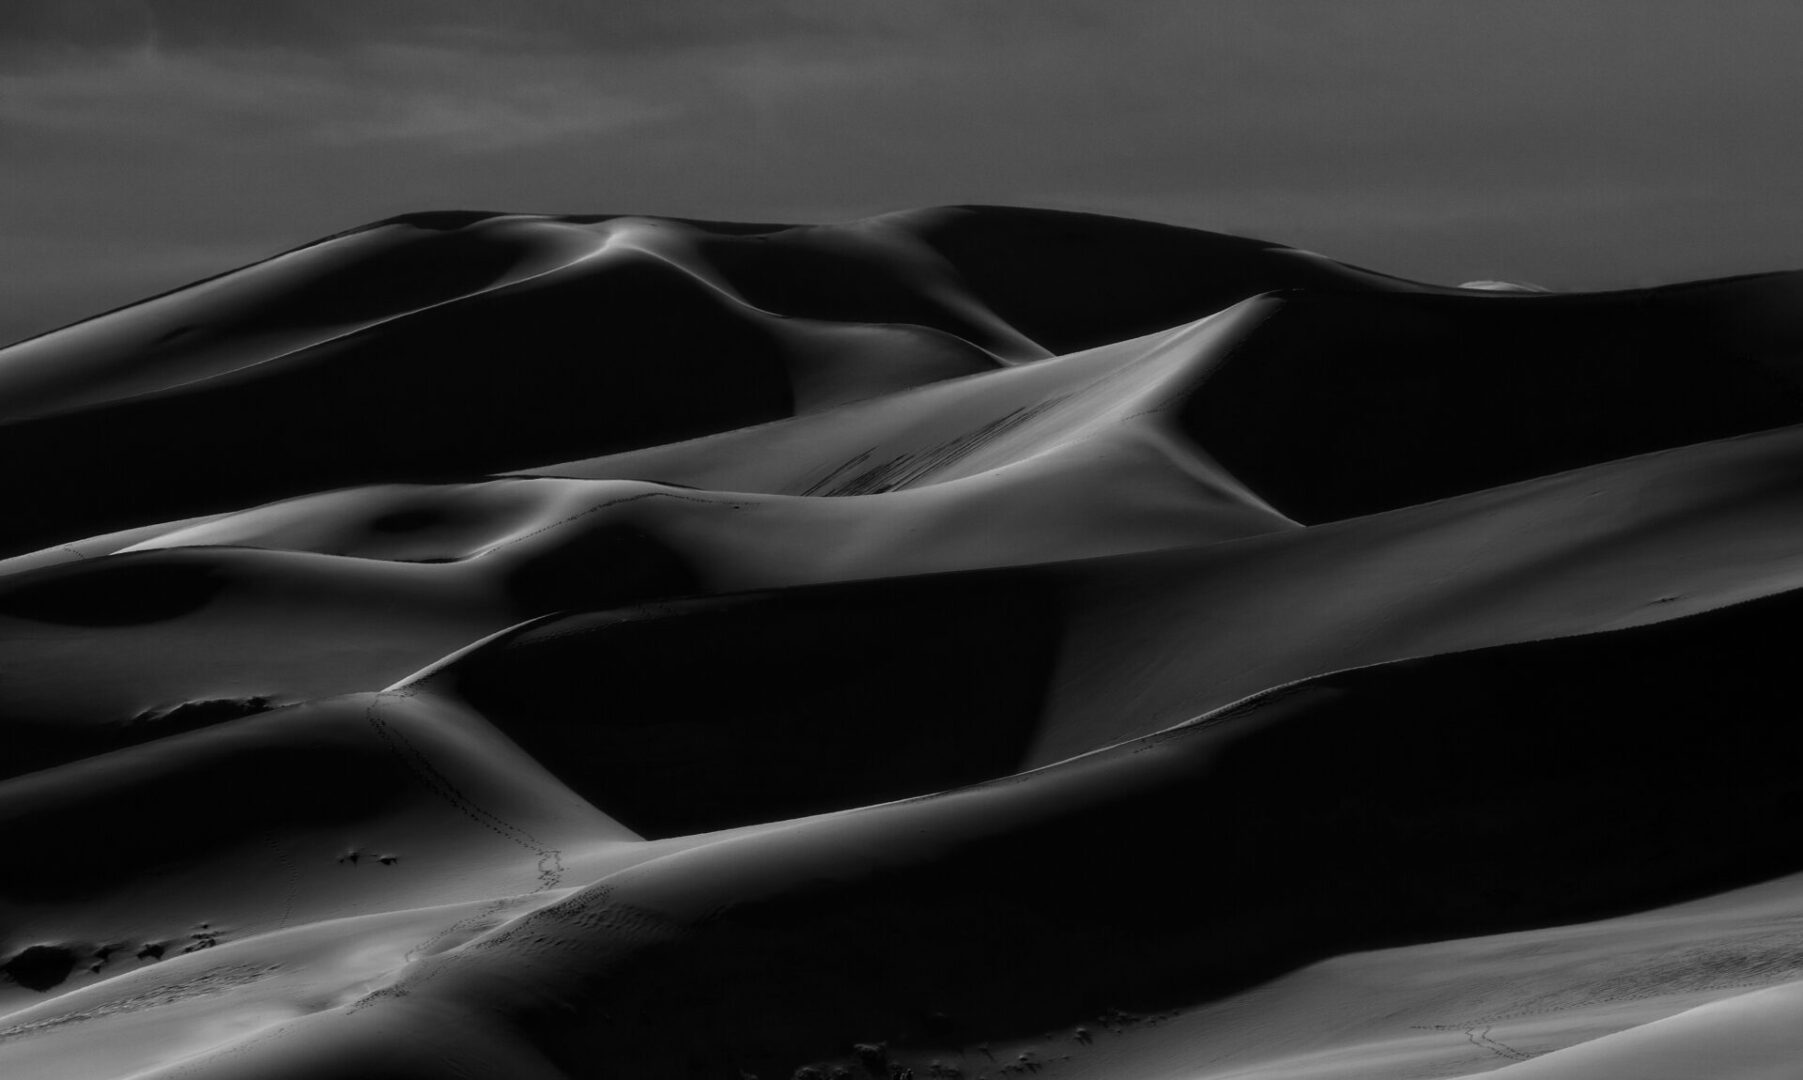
[892,204,1412,352]
[4,206,1803,1079]
[1186,278,1803,520]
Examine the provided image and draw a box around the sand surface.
[4,205,1803,1078]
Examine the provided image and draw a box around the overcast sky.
[4,1,1803,344]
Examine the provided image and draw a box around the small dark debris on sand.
[126,696,276,734]
[2,945,77,992]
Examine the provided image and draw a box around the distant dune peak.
[1459,278,1553,292]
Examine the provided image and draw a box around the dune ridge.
[4,205,1803,1079]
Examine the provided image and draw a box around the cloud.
[311,60,675,152]
[0,50,331,138]
[0,38,678,155]
[0,0,899,59]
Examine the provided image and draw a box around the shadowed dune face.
[421,577,1061,837]
[6,205,1803,1079]
[1185,284,1803,521]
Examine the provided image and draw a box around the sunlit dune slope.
[4,205,1803,1080]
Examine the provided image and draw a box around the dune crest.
[4,205,1803,1079]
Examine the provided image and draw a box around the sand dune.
[3,205,1803,1078]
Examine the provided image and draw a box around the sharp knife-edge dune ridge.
[4,205,1803,1079]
